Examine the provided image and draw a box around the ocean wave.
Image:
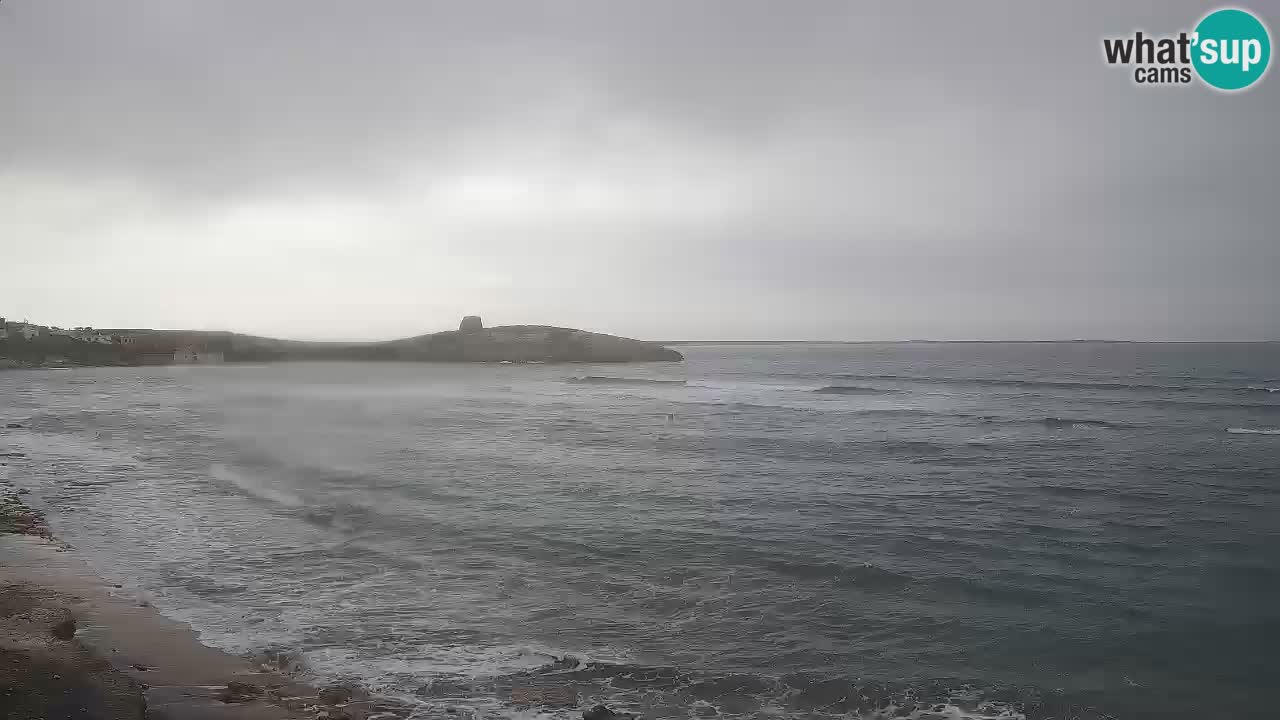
[1226,427,1280,435]
[208,633,1095,720]
[972,416,1128,430]
[1039,417,1126,430]
[1147,399,1280,413]
[568,376,687,387]
[502,658,1037,719]
[763,558,913,590]
[812,385,898,396]
[673,400,988,421]
[210,462,307,507]
[829,372,1280,395]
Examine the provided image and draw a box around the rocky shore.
[0,455,642,720]
[0,479,419,720]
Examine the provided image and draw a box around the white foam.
[853,695,1025,720]
[896,703,1024,720]
[1226,427,1280,435]
[210,462,306,507]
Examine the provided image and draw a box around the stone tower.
[459,315,483,332]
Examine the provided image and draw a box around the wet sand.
[0,483,411,720]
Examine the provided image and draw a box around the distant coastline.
[0,315,682,368]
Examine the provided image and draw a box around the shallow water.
[2,343,1279,718]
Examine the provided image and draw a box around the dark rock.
[50,616,77,640]
[130,663,150,671]
[419,678,473,697]
[250,649,306,675]
[512,686,578,706]
[218,680,263,703]
[16,489,29,495]
[319,684,354,705]
[5,423,22,429]
[583,704,637,720]
[459,315,484,332]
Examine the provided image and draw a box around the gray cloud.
[2,0,1277,340]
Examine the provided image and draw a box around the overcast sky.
[2,2,1277,341]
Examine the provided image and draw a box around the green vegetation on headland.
[228,324,683,363]
[0,335,133,369]
[0,316,683,368]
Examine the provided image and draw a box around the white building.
[65,327,112,344]
[16,324,42,341]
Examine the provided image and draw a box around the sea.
[2,343,1278,719]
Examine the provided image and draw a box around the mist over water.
[2,343,1279,719]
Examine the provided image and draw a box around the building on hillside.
[66,327,113,344]
[16,323,42,341]
[114,334,175,364]
[0,317,7,340]
[174,339,224,364]
[110,332,229,364]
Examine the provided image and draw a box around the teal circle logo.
[1192,8,1271,90]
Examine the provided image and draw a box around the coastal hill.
[1,316,683,366]
[225,317,683,363]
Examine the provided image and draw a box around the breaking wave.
[568,377,687,387]
[825,373,1280,395]
[1226,427,1280,435]
[972,416,1129,430]
[812,385,898,396]
[210,462,306,507]
[391,656,1041,720]
[1038,417,1126,430]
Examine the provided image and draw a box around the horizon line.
[659,339,1280,345]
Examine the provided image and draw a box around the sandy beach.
[0,481,413,720]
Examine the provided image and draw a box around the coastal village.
[0,317,225,367]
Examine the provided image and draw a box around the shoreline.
[0,482,414,720]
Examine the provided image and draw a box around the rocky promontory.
[224,317,684,364]
[1,317,683,368]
